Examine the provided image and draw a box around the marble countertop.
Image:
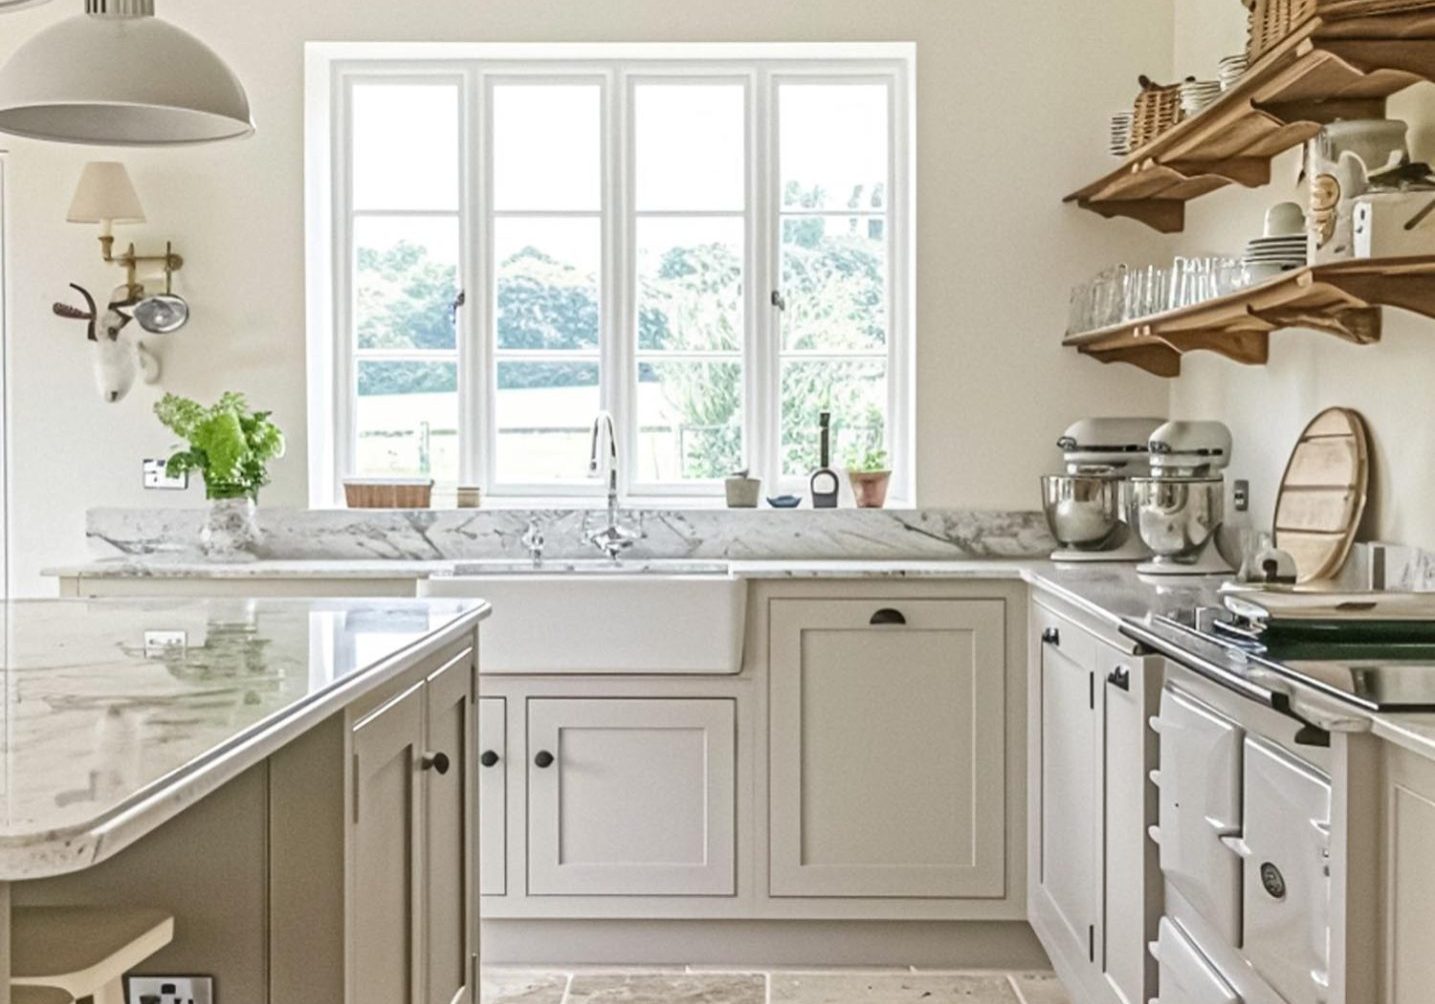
[0,597,487,880]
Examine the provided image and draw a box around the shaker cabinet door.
[769,598,1007,899]
[1031,605,1100,966]
[478,697,508,897]
[527,698,736,897]
[351,683,425,1004]
[424,653,475,1004]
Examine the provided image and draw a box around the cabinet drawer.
[1154,917,1242,1004]
[1155,685,1244,945]
[527,698,736,897]
[770,598,1006,898]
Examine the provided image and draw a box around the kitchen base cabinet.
[348,641,477,1004]
[1381,744,1435,1004]
[478,698,508,897]
[768,598,1007,899]
[527,698,736,897]
[1028,595,1160,1004]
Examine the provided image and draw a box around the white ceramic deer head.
[52,283,161,403]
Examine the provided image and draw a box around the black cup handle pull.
[870,608,907,626]
[1042,627,1061,647]
[480,750,500,768]
[421,752,451,775]
[534,750,555,769]
[1107,666,1131,692]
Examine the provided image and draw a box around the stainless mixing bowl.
[1040,475,1134,551]
[1130,476,1224,563]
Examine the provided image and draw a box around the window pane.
[636,359,742,482]
[635,83,744,211]
[355,360,459,483]
[493,84,601,211]
[353,83,459,211]
[779,83,888,212]
[780,217,887,352]
[780,359,887,476]
[355,217,460,351]
[637,217,743,353]
[495,218,601,351]
[495,361,600,483]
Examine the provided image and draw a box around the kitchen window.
[308,45,914,504]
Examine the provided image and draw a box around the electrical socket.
[127,975,214,1004]
[143,630,188,658]
[143,459,189,490]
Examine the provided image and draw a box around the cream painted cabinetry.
[1380,744,1435,1003]
[526,698,736,897]
[768,598,1007,899]
[1028,596,1160,1004]
[349,644,476,1004]
[478,698,507,897]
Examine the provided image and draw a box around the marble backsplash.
[87,507,1057,563]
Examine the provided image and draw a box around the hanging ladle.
[133,242,190,334]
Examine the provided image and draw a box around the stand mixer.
[1040,418,1164,562]
[1132,420,1235,576]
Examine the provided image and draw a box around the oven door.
[1153,917,1243,1004]
[1154,684,1245,944]
[1229,736,1332,1004]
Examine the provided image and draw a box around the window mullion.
[606,66,630,498]
[752,66,779,490]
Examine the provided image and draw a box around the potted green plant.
[155,392,285,559]
[845,445,892,509]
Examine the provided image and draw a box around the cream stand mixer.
[1040,418,1163,561]
[1132,420,1235,576]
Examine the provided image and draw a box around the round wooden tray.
[1273,407,1370,584]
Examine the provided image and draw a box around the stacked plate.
[1110,111,1133,157]
[1219,54,1248,90]
[1242,235,1308,280]
[1179,78,1222,116]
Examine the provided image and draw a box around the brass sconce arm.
[97,236,183,300]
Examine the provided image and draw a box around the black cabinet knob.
[870,608,907,626]
[480,750,500,768]
[421,752,451,775]
[1042,627,1061,646]
[534,750,555,769]
[1107,666,1131,691]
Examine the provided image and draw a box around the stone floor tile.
[566,971,767,1004]
[770,971,1020,1003]
[1009,972,1071,1004]
[480,968,570,1004]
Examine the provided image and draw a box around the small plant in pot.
[846,446,892,509]
[155,392,285,560]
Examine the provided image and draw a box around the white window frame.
[306,43,915,507]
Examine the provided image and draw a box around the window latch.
[770,290,787,312]
[450,289,467,325]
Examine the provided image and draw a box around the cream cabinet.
[526,698,736,897]
[768,598,1007,899]
[1028,597,1160,1004]
[349,645,476,1004]
[478,698,507,897]
[1380,743,1435,1003]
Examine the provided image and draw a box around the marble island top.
[0,597,486,879]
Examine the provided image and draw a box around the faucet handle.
[521,517,545,556]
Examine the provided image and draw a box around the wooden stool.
[11,907,173,1004]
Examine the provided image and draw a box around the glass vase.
[201,496,262,561]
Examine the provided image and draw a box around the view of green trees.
[355,184,887,481]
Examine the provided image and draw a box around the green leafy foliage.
[154,392,286,501]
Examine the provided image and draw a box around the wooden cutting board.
[1274,407,1370,584]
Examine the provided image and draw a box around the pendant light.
[0,0,254,146]
[0,1,54,11]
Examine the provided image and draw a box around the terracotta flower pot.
[848,470,892,508]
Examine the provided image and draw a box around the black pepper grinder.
[810,411,839,509]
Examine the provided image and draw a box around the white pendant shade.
[0,1,55,10]
[0,3,254,146]
[67,161,145,223]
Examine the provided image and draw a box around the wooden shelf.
[1065,4,1435,232]
[1062,255,1435,376]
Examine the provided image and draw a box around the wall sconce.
[67,161,189,332]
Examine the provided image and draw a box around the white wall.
[1169,0,1435,549]
[0,0,1173,594]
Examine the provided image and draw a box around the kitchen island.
[0,597,487,1004]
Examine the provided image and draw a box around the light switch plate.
[143,459,189,490]
[143,630,188,658]
[127,976,214,1004]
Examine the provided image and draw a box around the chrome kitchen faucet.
[582,410,642,561]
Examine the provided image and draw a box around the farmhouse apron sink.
[420,560,746,674]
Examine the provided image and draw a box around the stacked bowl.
[1110,111,1133,156]
[1179,78,1222,117]
[1219,54,1248,90]
[1243,202,1309,281]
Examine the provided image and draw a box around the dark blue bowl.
[767,495,802,509]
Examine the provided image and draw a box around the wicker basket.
[343,478,434,509]
[1129,76,1184,151]
[1247,0,1317,61]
